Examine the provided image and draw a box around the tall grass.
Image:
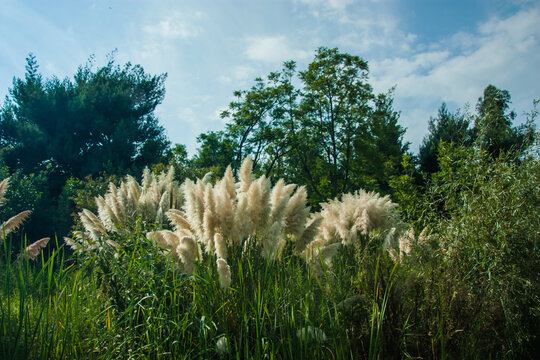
[1,151,538,359]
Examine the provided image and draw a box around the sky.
[1,0,539,155]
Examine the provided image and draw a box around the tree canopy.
[198,47,408,204]
[0,53,169,179]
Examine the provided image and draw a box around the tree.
[361,90,408,192]
[299,47,374,199]
[0,54,169,179]
[418,103,470,175]
[473,84,515,156]
[191,131,237,177]
[206,48,408,204]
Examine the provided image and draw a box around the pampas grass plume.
[0,177,9,205]
[238,157,253,192]
[216,258,231,288]
[214,233,227,259]
[19,237,50,261]
[1,210,32,236]
[283,186,309,238]
[177,236,197,274]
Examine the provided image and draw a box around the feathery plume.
[238,157,253,192]
[167,209,194,232]
[1,210,32,236]
[96,196,117,232]
[270,180,291,224]
[79,209,108,240]
[297,326,327,343]
[216,257,231,288]
[214,233,227,259]
[148,230,180,250]
[399,229,413,262]
[177,236,198,274]
[215,182,235,240]
[295,216,323,254]
[198,186,215,253]
[283,186,309,238]
[388,248,399,263]
[222,166,236,201]
[314,190,399,248]
[201,172,213,185]
[216,336,230,355]
[0,177,9,205]
[19,237,49,261]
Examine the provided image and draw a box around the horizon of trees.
[0,48,537,245]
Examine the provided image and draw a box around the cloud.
[370,4,540,149]
[245,35,311,63]
[232,65,256,81]
[295,0,354,11]
[143,12,202,39]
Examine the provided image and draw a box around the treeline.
[0,48,537,249]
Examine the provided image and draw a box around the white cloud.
[295,0,354,11]
[245,35,311,63]
[370,4,540,149]
[143,12,202,39]
[232,65,256,81]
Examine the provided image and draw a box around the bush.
[415,144,540,357]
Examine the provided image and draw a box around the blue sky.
[1,0,539,155]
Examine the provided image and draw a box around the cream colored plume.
[216,258,231,288]
[238,156,253,192]
[19,237,50,261]
[314,190,398,248]
[163,156,314,283]
[1,210,32,237]
[0,177,9,206]
[177,236,198,274]
[69,166,183,251]
[298,189,400,274]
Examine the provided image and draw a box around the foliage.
[0,166,46,226]
[201,48,408,204]
[418,144,540,356]
[0,53,171,241]
[0,53,169,178]
[418,103,471,175]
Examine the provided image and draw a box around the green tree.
[299,47,374,199]
[473,84,535,157]
[0,53,169,179]
[418,103,470,175]
[211,48,408,204]
[191,131,237,177]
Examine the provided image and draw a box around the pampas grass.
[302,190,400,271]
[216,257,231,288]
[18,237,50,261]
[68,166,183,251]
[0,178,33,237]
[154,157,316,285]
[1,210,32,237]
[0,177,9,206]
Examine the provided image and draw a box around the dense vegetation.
[0,48,538,359]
